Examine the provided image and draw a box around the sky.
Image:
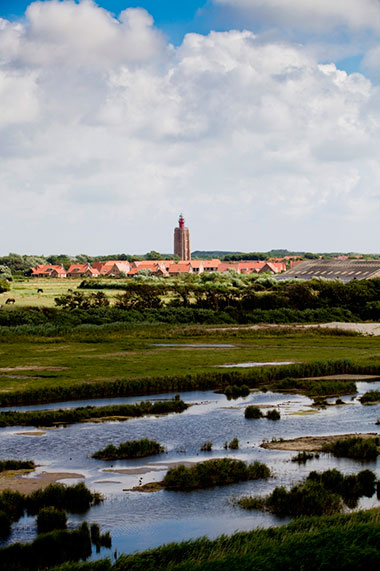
[1,1,380,255]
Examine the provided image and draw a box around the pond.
[0,380,379,559]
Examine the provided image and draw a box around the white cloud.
[10,0,167,68]
[214,0,380,33]
[0,1,380,253]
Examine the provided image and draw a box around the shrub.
[37,507,67,534]
[244,406,263,419]
[0,279,10,293]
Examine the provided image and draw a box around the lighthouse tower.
[174,214,191,260]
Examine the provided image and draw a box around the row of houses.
[31,259,299,278]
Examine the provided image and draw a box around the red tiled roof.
[67,264,90,273]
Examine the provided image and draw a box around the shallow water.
[0,381,379,558]
[218,361,294,368]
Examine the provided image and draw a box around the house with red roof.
[31,264,67,278]
[67,264,95,278]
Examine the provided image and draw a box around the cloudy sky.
[1,0,380,255]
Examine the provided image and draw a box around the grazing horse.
[37,288,44,294]
[5,297,15,304]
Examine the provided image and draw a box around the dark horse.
[37,288,44,294]
[5,297,15,304]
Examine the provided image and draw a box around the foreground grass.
[50,509,380,570]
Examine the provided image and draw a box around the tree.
[0,265,12,280]
[145,250,162,260]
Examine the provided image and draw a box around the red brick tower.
[174,213,191,260]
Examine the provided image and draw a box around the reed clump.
[291,451,320,464]
[200,441,213,452]
[37,507,67,534]
[224,384,250,399]
[266,409,280,420]
[0,399,188,427]
[244,406,263,419]
[238,468,377,516]
[360,390,380,404]
[162,458,270,491]
[0,460,35,472]
[92,439,165,460]
[322,436,379,461]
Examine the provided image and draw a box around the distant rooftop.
[277,259,380,283]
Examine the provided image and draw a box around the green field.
[1,324,380,398]
[0,279,124,308]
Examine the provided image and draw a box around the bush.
[37,507,67,534]
[244,406,263,419]
[0,279,10,293]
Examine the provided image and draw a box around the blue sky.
[1,1,380,254]
[1,0,210,42]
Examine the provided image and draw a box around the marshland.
[0,279,380,567]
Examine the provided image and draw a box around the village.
[30,215,301,279]
[29,258,300,279]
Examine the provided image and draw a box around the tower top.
[178,213,185,228]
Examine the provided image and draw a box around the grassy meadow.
[1,322,380,399]
[0,279,124,308]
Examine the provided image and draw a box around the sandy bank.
[0,470,84,493]
[261,433,379,451]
